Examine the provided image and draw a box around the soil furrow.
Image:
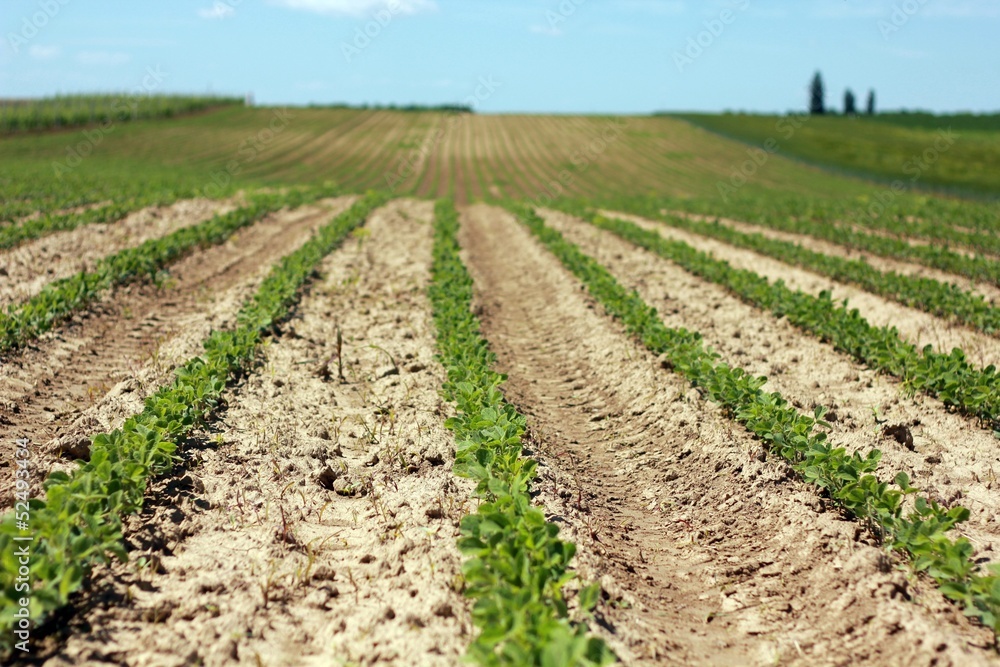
[605,210,1000,369]
[544,208,1000,561]
[0,198,356,506]
[44,199,474,667]
[0,198,237,309]
[459,203,996,666]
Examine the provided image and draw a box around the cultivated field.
[2,107,1000,666]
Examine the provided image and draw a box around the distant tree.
[844,89,857,115]
[809,71,825,115]
[866,89,876,115]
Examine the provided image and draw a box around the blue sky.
[2,0,998,114]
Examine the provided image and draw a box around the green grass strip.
[428,200,615,667]
[0,191,387,650]
[555,203,1000,435]
[511,202,1000,643]
[640,208,1000,336]
[0,187,330,355]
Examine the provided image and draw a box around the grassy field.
[1,106,874,209]
[4,106,998,240]
[871,112,1000,133]
[678,112,1000,197]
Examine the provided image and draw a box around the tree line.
[809,71,874,116]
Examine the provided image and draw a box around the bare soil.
[544,208,1000,564]
[459,203,998,666]
[0,198,355,507]
[0,198,238,309]
[36,199,473,667]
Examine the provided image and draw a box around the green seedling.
[426,200,616,666]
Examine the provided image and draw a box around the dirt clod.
[316,466,340,490]
[883,423,915,451]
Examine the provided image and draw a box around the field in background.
[0,94,243,134]
[678,112,1000,197]
[1,105,878,207]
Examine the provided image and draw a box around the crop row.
[844,212,1000,258]
[663,190,1000,239]
[511,203,1000,641]
[755,212,1000,288]
[0,187,333,356]
[611,202,1000,336]
[0,192,387,650]
[661,195,1000,288]
[0,192,193,250]
[556,203,1000,434]
[428,200,613,666]
[0,170,225,224]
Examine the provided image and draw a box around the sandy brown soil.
[0,198,355,507]
[607,211,1000,371]
[0,198,238,309]
[459,204,998,666]
[664,210,1000,306]
[37,199,473,667]
[545,207,1000,562]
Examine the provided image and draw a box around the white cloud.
[28,45,61,60]
[270,0,436,17]
[76,51,131,66]
[198,3,237,19]
[529,24,562,37]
